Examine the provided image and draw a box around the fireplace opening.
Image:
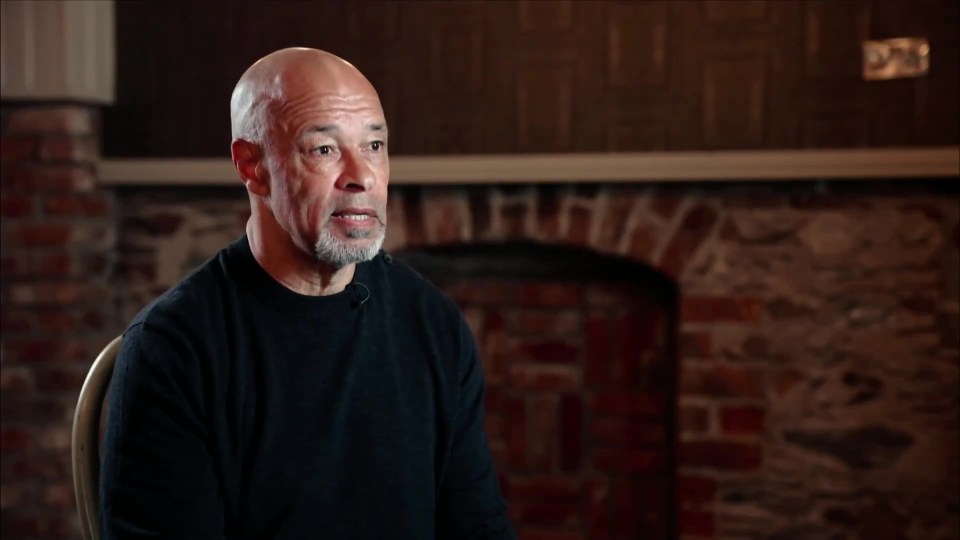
[398,241,679,540]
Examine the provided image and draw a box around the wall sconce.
[862,37,930,80]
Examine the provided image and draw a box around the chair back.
[72,336,122,540]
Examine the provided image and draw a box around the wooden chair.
[72,336,122,540]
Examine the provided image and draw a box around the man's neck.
[246,220,355,296]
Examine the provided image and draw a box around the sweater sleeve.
[436,318,516,540]
[99,323,226,540]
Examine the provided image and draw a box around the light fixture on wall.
[862,37,930,80]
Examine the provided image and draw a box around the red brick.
[34,252,71,276]
[519,529,583,540]
[650,194,683,221]
[11,223,72,247]
[592,418,664,448]
[559,394,582,471]
[567,205,592,246]
[536,187,562,239]
[508,476,582,502]
[428,192,469,244]
[444,279,517,305]
[482,314,507,385]
[680,405,711,435]
[8,282,86,306]
[2,396,74,424]
[0,137,38,161]
[680,440,762,470]
[38,135,96,163]
[0,194,34,217]
[6,106,94,135]
[0,367,36,391]
[4,339,88,363]
[484,309,505,332]
[529,395,559,470]
[485,415,504,439]
[1,255,23,277]
[517,282,582,308]
[584,283,625,306]
[41,483,75,510]
[680,510,715,536]
[681,364,763,399]
[506,397,528,469]
[3,164,96,193]
[1,451,71,480]
[773,369,804,396]
[720,405,765,434]
[34,365,89,392]
[584,315,612,384]
[0,310,33,335]
[42,193,112,217]
[490,441,508,467]
[38,426,71,450]
[682,296,763,323]
[501,202,528,238]
[586,477,611,538]
[680,330,712,359]
[0,429,33,451]
[635,482,669,537]
[590,391,665,418]
[594,194,635,252]
[509,309,580,335]
[0,514,74,537]
[513,339,580,364]
[509,364,580,391]
[82,309,109,331]
[628,223,658,261]
[659,204,718,277]
[613,313,648,383]
[592,448,663,474]
[78,252,108,274]
[678,475,716,506]
[114,261,158,282]
[611,480,643,537]
[485,386,505,415]
[510,502,581,527]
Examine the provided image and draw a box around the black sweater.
[100,236,514,539]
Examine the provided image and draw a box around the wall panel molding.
[99,147,960,186]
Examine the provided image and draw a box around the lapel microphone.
[351,282,370,309]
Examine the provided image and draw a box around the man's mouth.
[331,208,379,223]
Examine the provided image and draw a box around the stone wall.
[113,182,959,540]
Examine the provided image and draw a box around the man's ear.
[232,139,269,196]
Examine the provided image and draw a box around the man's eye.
[370,141,384,152]
[313,145,333,155]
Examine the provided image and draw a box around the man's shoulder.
[127,246,235,335]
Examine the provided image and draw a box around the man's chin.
[313,233,385,267]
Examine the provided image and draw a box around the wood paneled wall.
[103,0,958,157]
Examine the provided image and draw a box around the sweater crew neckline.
[225,235,372,314]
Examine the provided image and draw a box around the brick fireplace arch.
[396,241,679,540]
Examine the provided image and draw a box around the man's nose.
[336,150,375,192]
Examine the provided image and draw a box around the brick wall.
[0,105,117,538]
[113,182,959,540]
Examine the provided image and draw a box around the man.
[100,48,515,539]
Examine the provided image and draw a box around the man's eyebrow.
[301,123,387,135]
[304,124,337,134]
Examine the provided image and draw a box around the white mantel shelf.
[99,147,959,186]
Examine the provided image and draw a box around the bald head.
[230,48,381,144]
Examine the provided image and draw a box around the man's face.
[263,83,389,268]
